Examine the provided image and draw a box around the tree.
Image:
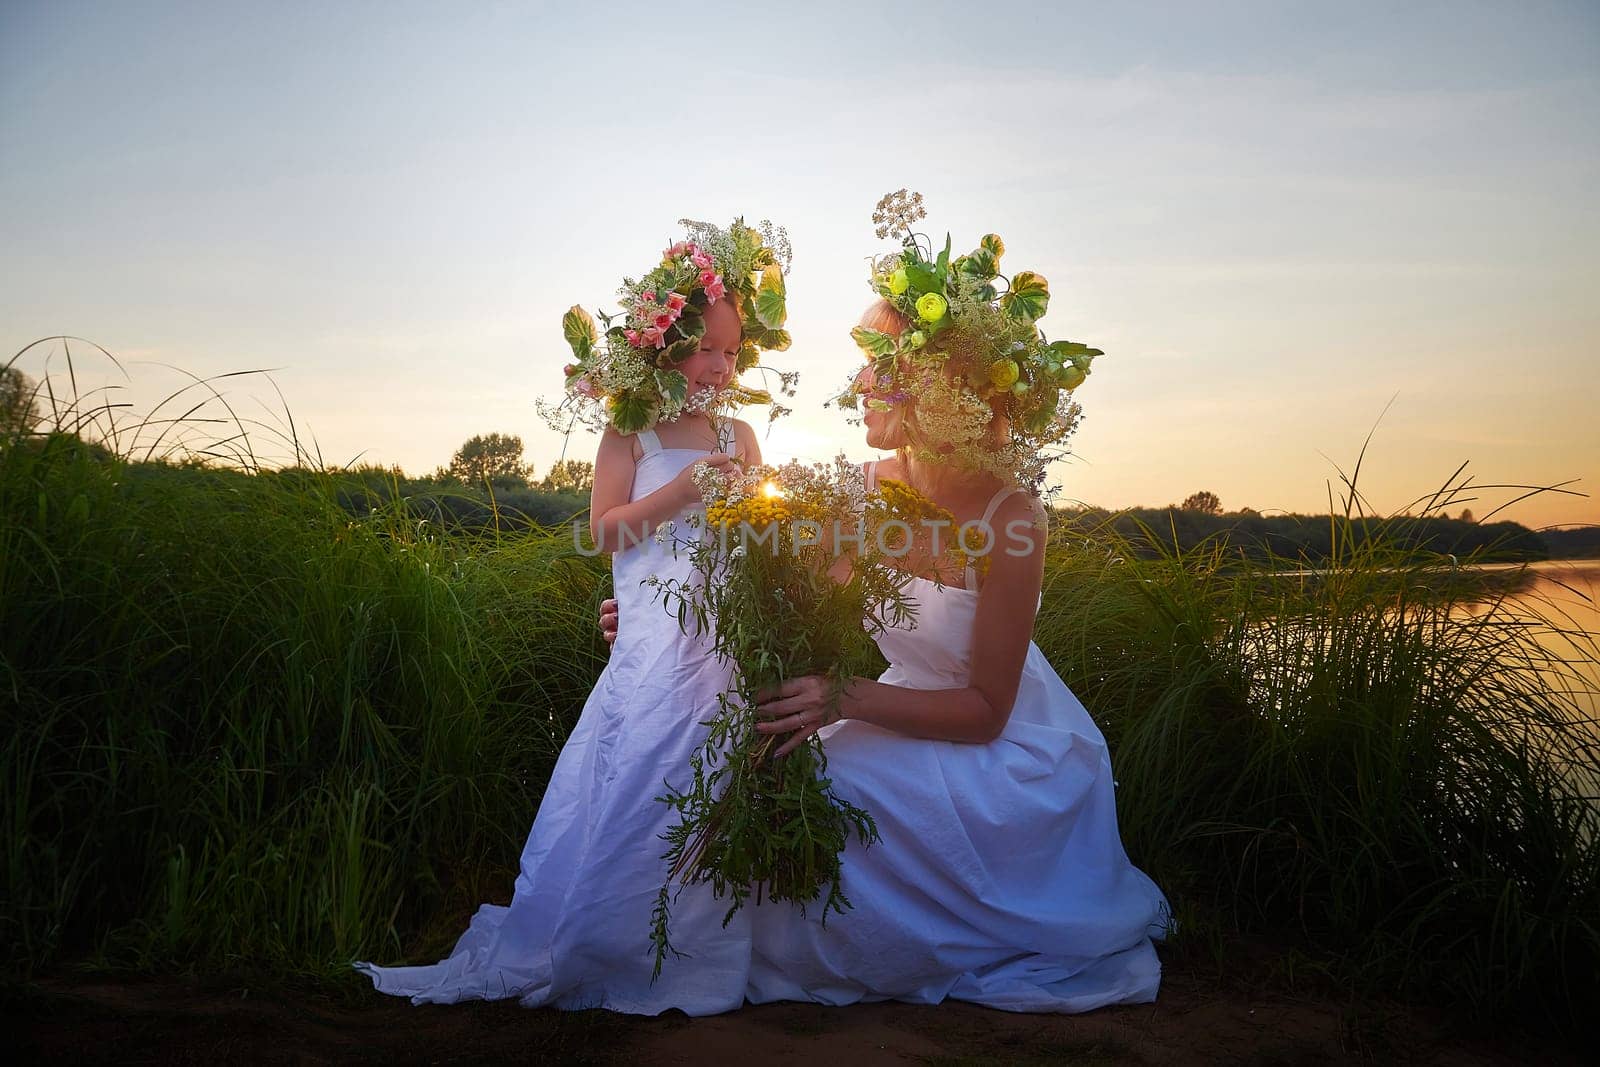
[541,458,594,494]
[0,366,41,438]
[1181,490,1222,515]
[446,433,534,486]
[1459,508,1475,523]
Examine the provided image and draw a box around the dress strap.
[863,459,879,491]
[980,484,1024,528]
[965,484,1025,591]
[636,428,661,456]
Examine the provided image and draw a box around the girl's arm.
[588,428,738,553]
[732,418,763,467]
[756,493,1048,754]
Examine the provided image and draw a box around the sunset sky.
[3,1,1596,528]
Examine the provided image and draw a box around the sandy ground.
[12,963,1573,1066]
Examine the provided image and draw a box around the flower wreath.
[834,190,1103,495]
[539,217,798,436]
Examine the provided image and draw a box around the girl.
[356,218,789,1015]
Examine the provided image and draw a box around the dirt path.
[12,968,1566,1065]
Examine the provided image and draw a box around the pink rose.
[663,242,689,259]
[653,312,674,330]
[643,290,656,302]
[574,378,595,397]
[641,325,665,348]
[698,268,716,287]
[665,292,686,311]
[704,275,726,301]
[691,250,713,269]
[624,328,641,346]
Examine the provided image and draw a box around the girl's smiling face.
[677,297,742,399]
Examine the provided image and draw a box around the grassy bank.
[2,432,610,978]
[3,425,1596,1037]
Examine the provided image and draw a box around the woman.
[742,301,1168,1013]
[603,206,1170,1012]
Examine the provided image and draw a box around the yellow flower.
[988,359,1020,389]
[915,292,948,322]
[888,267,910,295]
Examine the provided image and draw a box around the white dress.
[355,424,756,1015]
[746,460,1171,1013]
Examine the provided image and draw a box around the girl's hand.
[668,451,741,507]
[755,675,844,758]
[598,597,618,649]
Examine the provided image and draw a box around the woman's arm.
[756,493,1048,755]
[588,427,738,553]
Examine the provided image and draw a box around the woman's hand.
[598,597,618,649]
[755,675,844,758]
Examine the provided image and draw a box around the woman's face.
[854,305,910,451]
[856,362,910,451]
[677,298,742,400]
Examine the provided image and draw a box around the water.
[1453,560,1600,721]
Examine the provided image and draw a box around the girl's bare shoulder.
[596,425,641,465]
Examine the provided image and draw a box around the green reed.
[1034,501,1599,1032]
[2,346,611,978]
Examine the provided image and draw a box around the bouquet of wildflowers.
[644,456,944,977]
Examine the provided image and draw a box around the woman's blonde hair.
[858,299,910,337]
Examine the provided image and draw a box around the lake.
[1454,559,1600,721]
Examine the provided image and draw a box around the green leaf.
[935,233,952,276]
[1047,340,1102,370]
[903,260,941,295]
[659,335,698,364]
[980,233,1005,262]
[655,368,688,407]
[753,327,791,352]
[562,305,597,359]
[673,309,706,346]
[953,249,992,279]
[754,264,787,329]
[1000,271,1049,321]
[959,238,1000,279]
[850,326,898,357]
[735,340,761,373]
[611,392,658,434]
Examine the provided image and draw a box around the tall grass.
[1035,496,1599,1032]
[2,342,610,976]
[3,342,1596,1035]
